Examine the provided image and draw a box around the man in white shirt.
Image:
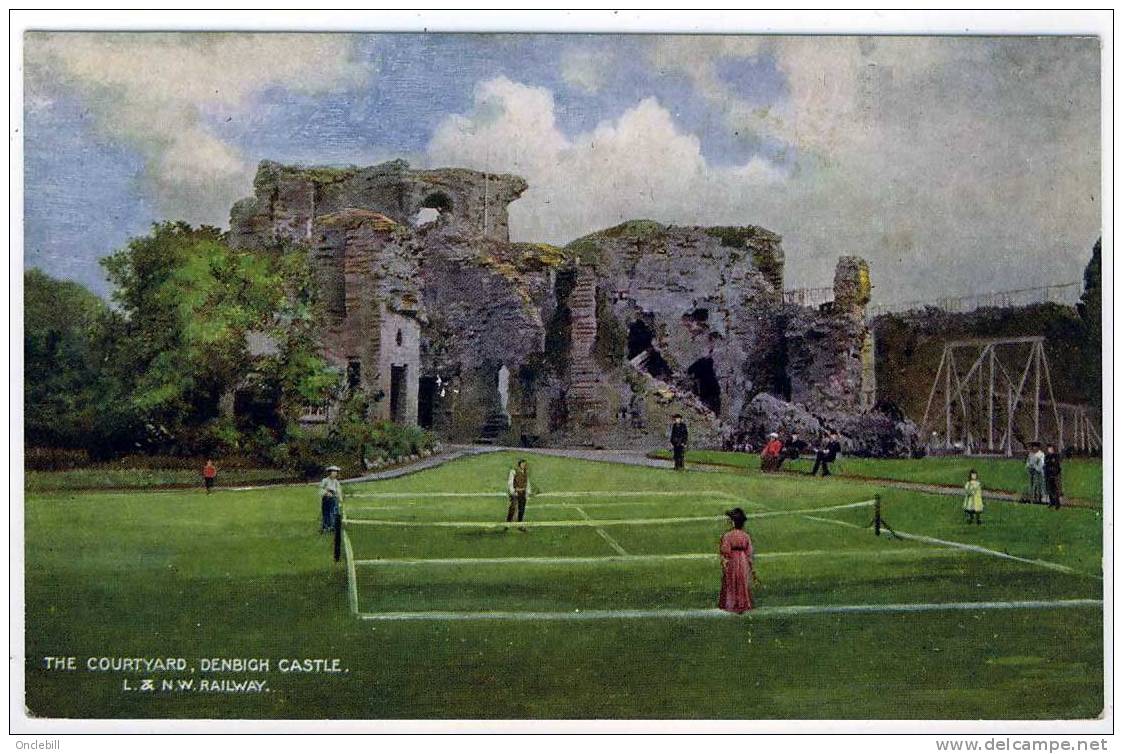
[319,465,344,533]
[1025,444,1046,504]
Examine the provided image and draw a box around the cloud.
[24,32,369,225]
[431,37,1099,302]
[428,77,569,181]
[560,48,612,93]
[427,76,785,245]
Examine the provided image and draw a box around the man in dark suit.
[1044,443,1064,509]
[811,433,842,477]
[670,414,689,471]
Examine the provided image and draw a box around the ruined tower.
[229,159,528,249]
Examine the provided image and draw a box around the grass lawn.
[25,466,295,493]
[24,451,1103,719]
[651,449,1104,504]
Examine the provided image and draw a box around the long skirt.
[719,553,753,613]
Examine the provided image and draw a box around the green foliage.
[873,302,1091,422]
[703,226,784,289]
[599,219,666,239]
[23,269,139,453]
[276,394,436,479]
[563,237,603,267]
[27,224,344,460]
[592,289,627,369]
[253,243,339,421]
[100,222,284,441]
[564,220,668,268]
[1078,238,1102,407]
[511,242,568,271]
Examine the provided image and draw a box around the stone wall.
[372,311,421,425]
[564,265,605,424]
[230,159,527,248]
[562,221,785,438]
[782,304,868,413]
[405,225,558,442]
[227,159,910,453]
[305,209,425,425]
[782,256,873,415]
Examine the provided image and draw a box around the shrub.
[272,396,436,478]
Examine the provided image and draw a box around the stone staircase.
[475,412,512,445]
[566,266,607,422]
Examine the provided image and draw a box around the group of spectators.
[1025,442,1065,509]
[760,431,842,476]
[672,417,842,476]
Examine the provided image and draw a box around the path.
[343,445,501,483]
[345,445,1096,512]
[476,445,735,472]
[778,469,1098,510]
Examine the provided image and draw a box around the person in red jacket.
[760,433,784,472]
[202,460,217,494]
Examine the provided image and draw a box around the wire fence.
[782,281,1083,320]
[866,281,1082,319]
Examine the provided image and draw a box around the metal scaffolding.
[920,336,1073,456]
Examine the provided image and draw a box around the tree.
[100,222,291,449]
[1077,237,1102,407]
[238,242,341,449]
[28,224,342,459]
[23,270,139,452]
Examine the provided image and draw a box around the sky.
[23,32,1101,301]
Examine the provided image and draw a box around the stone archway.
[627,319,673,380]
[687,357,722,414]
[420,191,453,214]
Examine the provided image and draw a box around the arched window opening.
[687,357,721,414]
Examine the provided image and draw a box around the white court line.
[358,598,1102,622]
[802,515,1097,578]
[352,546,958,567]
[574,506,629,556]
[346,499,765,514]
[347,490,742,500]
[344,514,724,528]
[538,490,740,499]
[344,500,874,529]
[348,492,506,498]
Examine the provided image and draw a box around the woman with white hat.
[319,465,344,533]
[760,432,783,473]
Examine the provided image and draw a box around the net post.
[874,495,882,537]
[333,507,343,562]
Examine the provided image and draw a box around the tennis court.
[339,453,1101,622]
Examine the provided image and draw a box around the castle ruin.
[230,159,915,454]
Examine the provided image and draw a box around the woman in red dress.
[718,507,754,613]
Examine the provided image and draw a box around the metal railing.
[782,286,835,307]
[866,281,1082,319]
[783,281,1083,320]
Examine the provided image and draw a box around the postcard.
[12,15,1109,735]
